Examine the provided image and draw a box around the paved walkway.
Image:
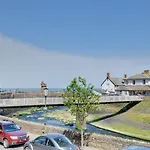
[0,133,101,150]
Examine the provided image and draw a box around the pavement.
[0,133,101,150]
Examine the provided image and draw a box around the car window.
[34,136,47,145]
[0,125,2,130]
[47,139,55,147]
[54,136,72,147]
[3,124,20,132]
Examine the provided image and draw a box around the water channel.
[17,106,134,140]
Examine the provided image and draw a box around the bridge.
[0,96,143,108]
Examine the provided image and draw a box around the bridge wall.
[0,96,143,107]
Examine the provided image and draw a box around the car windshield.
[3,124,20,132]
[54,136,72,147]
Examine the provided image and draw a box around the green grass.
[123,99,150,124]
[92,122,150,141]
[13,107,44,117]
[46,109,76,124]
[94,103,126,113]
[46,109,107,124]
[125,112,150,124]
[130,99,150,112]
[87,113,109,122]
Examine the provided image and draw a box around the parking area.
[0,133,100,150]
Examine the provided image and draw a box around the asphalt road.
[0,133,100,150]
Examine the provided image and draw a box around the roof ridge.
[110,77,123,79]
[144,73,150,78]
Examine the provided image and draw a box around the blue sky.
[0,1,150,88]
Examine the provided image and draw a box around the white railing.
[0,96,143,107]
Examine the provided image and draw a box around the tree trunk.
[81,129,84,150]
[75,112,86,130]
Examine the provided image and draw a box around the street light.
[44,87,48,110]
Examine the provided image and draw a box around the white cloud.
[0,33,149,88]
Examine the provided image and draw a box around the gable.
[101,78,115,86]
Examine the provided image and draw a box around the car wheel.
[3,139,9,148]
[24,146,31,150]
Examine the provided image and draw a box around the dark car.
[122,146,150,150]
[23,133,79,150]
[0,120,29,148]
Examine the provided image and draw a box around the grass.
[130,99,150,112]
[13,107,45,117]
[94,103,126,113]
[46,109,106,124]
[123,99,150,124]
[92,122,150,141]
[125,112,150,124]
[46,109,76,124]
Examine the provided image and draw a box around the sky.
[0,1,150,88]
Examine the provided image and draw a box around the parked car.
[0,120,29,148]
[122,145,150,150]
[23,133,80,150]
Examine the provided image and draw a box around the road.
[0,133,101,150]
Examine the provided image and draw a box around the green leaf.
[62,76,100,126]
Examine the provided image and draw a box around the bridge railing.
[100,95,143,102]
[0,96,143,107]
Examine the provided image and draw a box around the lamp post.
[44,87,48,110]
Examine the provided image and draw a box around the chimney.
[124,74,127,78]
[107,72,110,79]
[144,70,150,74]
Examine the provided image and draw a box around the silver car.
[23,133,79,150]
[122,146,150,150]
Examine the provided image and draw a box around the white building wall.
[146,80,150,85]
[128,80,133,85]
[101,79,115,92]
[135,80,143,85]
[116,91,129,96]
[127,79,150,85]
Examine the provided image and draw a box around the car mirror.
[0,130,3,133]
[32,140,35,143]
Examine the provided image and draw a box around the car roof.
[0,121,14,125]
[44,133,65,139]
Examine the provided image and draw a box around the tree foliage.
[62,76,100,129]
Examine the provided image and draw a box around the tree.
[62,76,100,150]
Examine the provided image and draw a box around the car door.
[0,125,4,142]
[45,139,59,150]
[32,136,48,150]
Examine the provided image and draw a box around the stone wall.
[0,115,149,150]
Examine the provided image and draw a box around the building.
[101,70,150,96]
[116,70,150,96]
[101,73,125,93]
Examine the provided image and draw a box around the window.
[143,80,146,84]
[0,125,2,130]
[133,80,135,85]
[3,124,20,132]
[54,136,72,147]
[47,139,55,147]
[34,136,47,145]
